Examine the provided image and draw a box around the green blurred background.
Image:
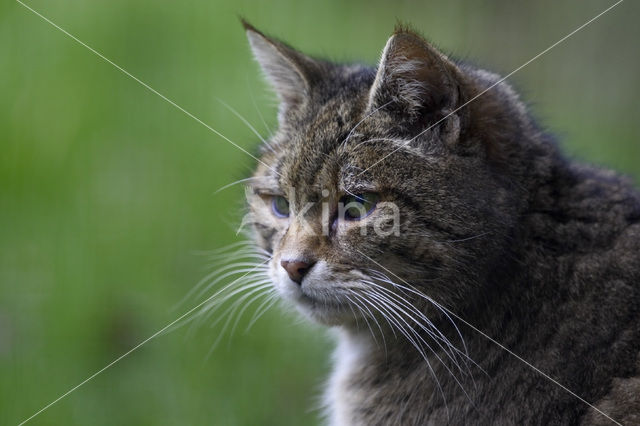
[1,0,639,424]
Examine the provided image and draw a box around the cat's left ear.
[243,20,323,120]
[367,27,467,127]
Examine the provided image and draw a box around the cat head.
[243,21,529,326]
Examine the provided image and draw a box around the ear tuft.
[392,21,420,37]
[239,17,256,32]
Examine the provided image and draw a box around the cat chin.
[291,295,360,326]
[297,306,351,326]
[278,282,363,326]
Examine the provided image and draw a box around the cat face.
[244,22,523,326]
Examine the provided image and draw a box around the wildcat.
[241,21,640,425]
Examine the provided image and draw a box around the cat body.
[242,21,640,425]
[325,160,640,425]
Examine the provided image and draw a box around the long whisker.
[346,290,387,354]
[217,98,277,154]
[363,288,477,404]
[246,76,274,140]
[367,272,487,384]
[355,290,450,418]
[228,285,276,339]
[366,268,470,360]
[164,258,272,338]
[192,264,270,302]
[363,279,481,378]
[198,276,272,321]
[363,282,473,379]
[201,281,274,356]
[175,239,277,357]
[194,240,254,256]
[175,242,271,331]
[344,292,362,330]
[182,275,270,336]
[203,243,271,260]
[245,291,279,332]
[355,290,434,368]
[364,287,468,382]
[213,176,269,194]
[344,291,385,354]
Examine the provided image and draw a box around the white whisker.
[245,291,279,332]
[228,286,275,339]
[213,176,269,194]
[346,290,388,355]
[364,283,470,374]
[204,283,274,357]
[246,77,274,140]
[217,98,277,154]
[366,268,470,360]
[363,288,477,405]
[363,278,481,379]
[192,266,270,303]
[198,278,273,322]
[357,290,450,418]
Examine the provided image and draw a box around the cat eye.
[341,193,379,221]
[271,195,290,218]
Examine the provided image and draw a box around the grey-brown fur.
[242,21,640,425]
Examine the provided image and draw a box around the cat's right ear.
[242,20,322,120]
[366,27,467,130]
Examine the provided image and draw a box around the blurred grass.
[1,0,639,424]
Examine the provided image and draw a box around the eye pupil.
[346,206,361,218]
[341,193,379,221]
[272,196,290,217]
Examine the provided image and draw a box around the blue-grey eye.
[272,195,290,217]
[341,193,379,220]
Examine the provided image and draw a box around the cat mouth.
[296,287,343,308]
[272,263,365,324]
[291,285,362,325]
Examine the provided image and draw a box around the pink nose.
[280,259,315,284]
